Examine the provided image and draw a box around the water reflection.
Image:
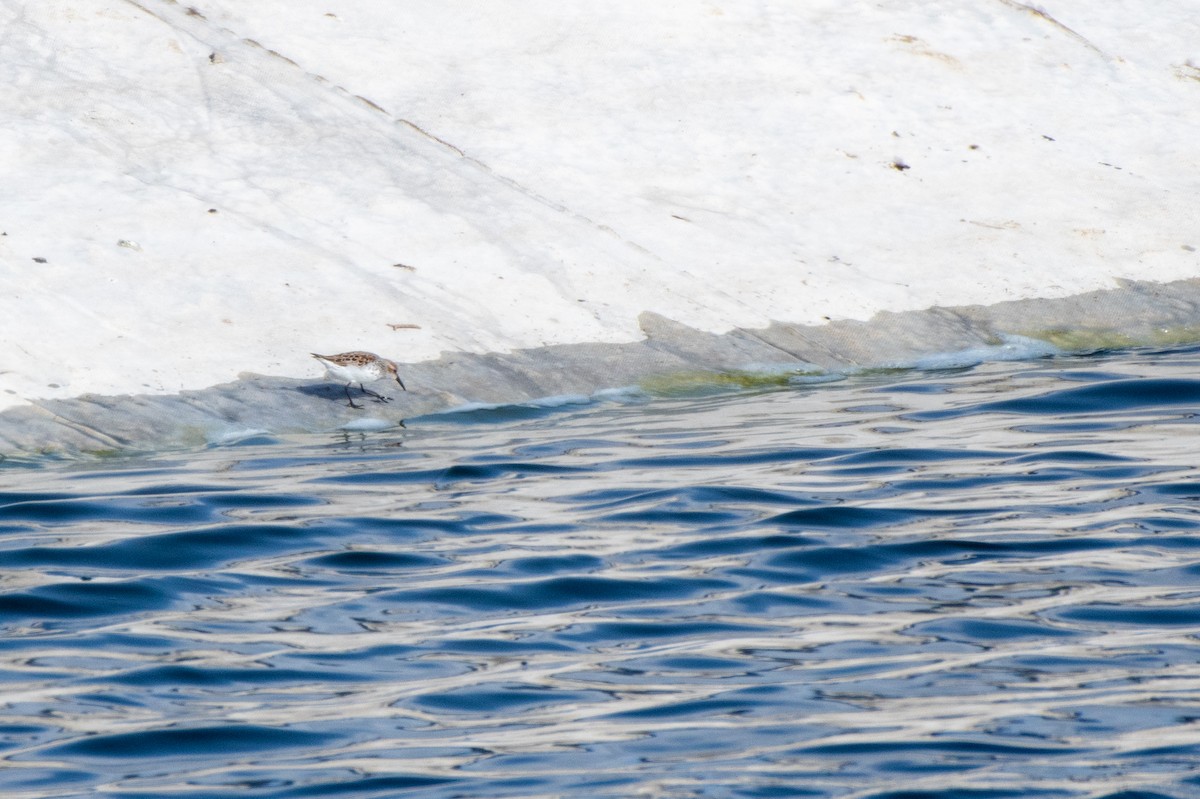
[3,347,1200,797]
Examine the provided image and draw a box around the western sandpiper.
[312,351,407,409]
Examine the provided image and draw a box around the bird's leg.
[359,383,391,403]
[344,383,364,409]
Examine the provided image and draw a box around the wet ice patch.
[907,334,1060,371]
[339,418,398,432]
[208,428,274,446]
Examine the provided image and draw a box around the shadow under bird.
[311,351,407,408]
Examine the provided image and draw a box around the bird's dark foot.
[346,399,364,409]
[359,384,391,403]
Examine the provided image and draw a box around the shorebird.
[311,351,407,409]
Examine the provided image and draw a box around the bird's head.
[384,359,408,391]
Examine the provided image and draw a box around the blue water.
[4,345,1200,798]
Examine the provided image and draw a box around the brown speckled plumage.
[312,351,407,408]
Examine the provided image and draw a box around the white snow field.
[1,1,1198,426]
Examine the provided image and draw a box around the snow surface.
[1,0,1198,412]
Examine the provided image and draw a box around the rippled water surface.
[5,346,1200,798]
